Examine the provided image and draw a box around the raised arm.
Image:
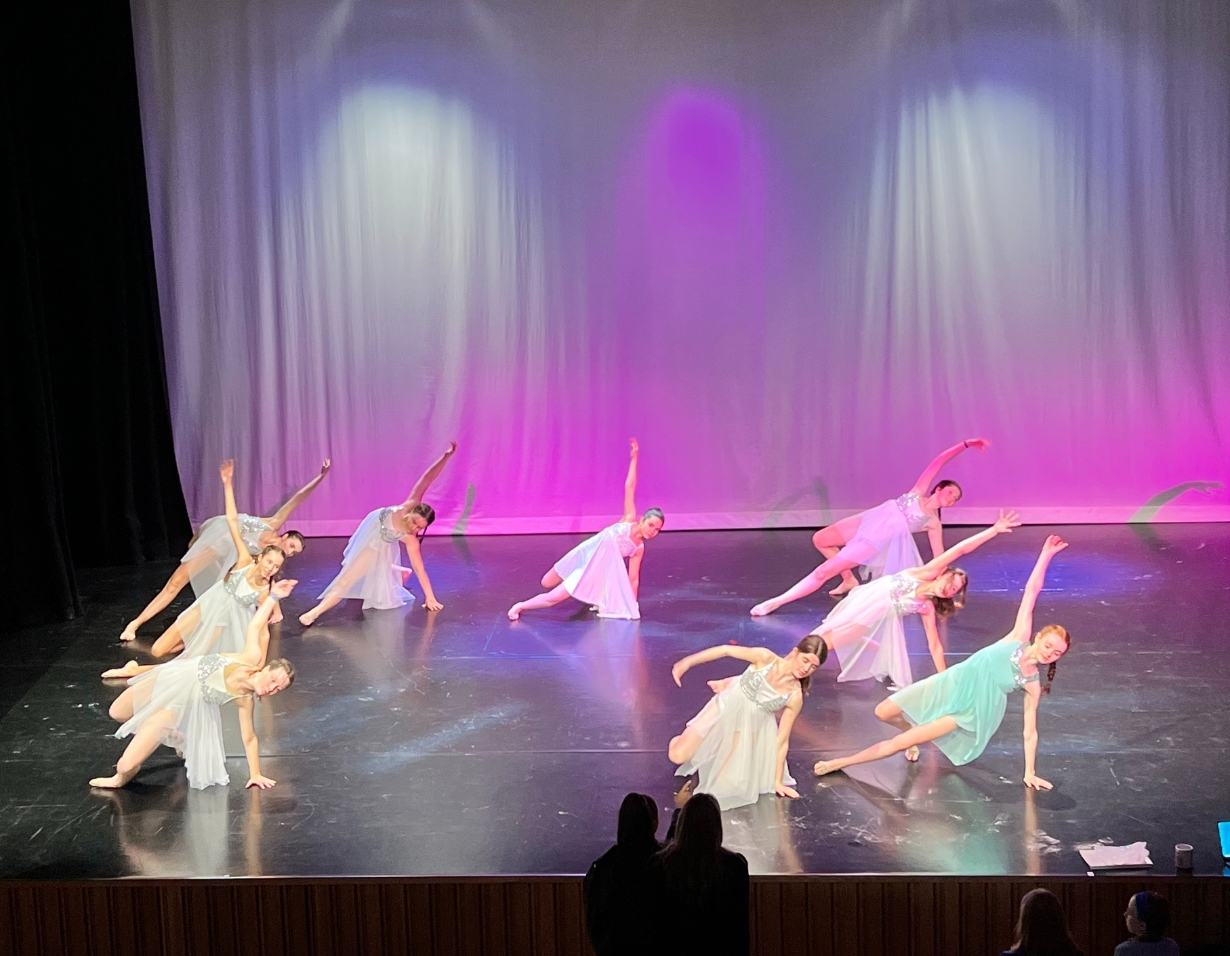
[773,694,803,798]
[238,580,297,665]
[403,535,442,611]
[1006,535,1067,642]
[917,510,1020,578]
[221,461,255,572]
[672,643,775,686]
[264,459,331,529]
[401,442,457,509]
[910,438,989,494]
[622,439,639,522]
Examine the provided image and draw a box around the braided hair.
[1031,624,1071,695]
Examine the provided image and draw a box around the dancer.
[299,443,456,625]
[119,459,329,641]
[667,636,826,810]
[813,535,1070,789]
[508,439,663,621]
[110,463,286,672]
[810,510,1021,689]
[90,579,298,791]
[751,438,989,615]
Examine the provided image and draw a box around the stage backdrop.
[130,0,1230,535]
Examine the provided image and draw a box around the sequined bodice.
[1008,642,1041,691]
[378,507,405,543]
[223,568,263,608]
[887,571,928,616]
[738,664,795,714]
[610,522,643,559]
[895,492,931,532]
[197,654,245,705]
[239,514,272,555]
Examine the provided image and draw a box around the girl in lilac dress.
[509,440,663,621]
[752,439,989,616]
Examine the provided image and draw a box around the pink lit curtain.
[130,0,1230,535]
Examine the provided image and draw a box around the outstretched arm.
[774,695,803,798]
[920,603,946,673]
[221,461,255,572]
[238,580,297,665]
[622,439,639,522]
[911,438,989,494]
[1021,684,1050,790]
[917,510,1020,578]
[672,644,775,686]
[1006,535,1067,642]
[401,442,457,509]
[264,459,331,529]
[237,697,275,789]
[403,535,442,611]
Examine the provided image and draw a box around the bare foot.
[298,612,317,627]
[89,768,138,789]
[828,577,858,598]
[750,600,780,617]
[102,660,141,680]
[507,604,522,621]
[813,760,838,777]
[905,746,920,763]
[119,624,138,642]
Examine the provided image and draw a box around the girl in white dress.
[90,579,298,791]
[751,439,989,616]
[298,443,457,625]
[103,462,290,678]
[119,459,330,641]
[667,636,826,810]
[811,511,1020,689]
[508,439,663,621]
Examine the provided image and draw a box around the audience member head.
[615,793,659,854]
[1125,892,1170,943]
[1009,888,1081,956]
[658,793,723,894]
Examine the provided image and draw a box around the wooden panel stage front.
[3,876,1228,956]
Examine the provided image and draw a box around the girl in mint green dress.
[814,536,1072,791]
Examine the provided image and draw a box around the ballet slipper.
[119,625,138,643]
[101,661,141,680]
[89,767,139,790]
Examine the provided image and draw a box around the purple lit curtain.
[130,0,1230,535]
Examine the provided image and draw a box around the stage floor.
[2,524,1228,879]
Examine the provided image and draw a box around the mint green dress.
[889,639,1039,765]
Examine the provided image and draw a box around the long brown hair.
[1032,624,1071,695]
[792,635,828,695]
[1008,888,1082,956]
[927,568,968,618]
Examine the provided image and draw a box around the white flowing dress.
[318,507,412,610]
[676,662,798,810]
[810,570,929,688]
[115,653,249,789]
[552,521,643,619]
[182,514,272,598]
[834,492,931,582]
[176,568,264,658]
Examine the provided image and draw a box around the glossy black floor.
[3,524,1229,879]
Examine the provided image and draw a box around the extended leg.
[812,521,860,596]
[813,712,959,776]
[89,709,176,789]
[750,552,863,616]
[120,563,194,641]
[508,583,571,620]
[102,661,156,680]
[300,550,376,626]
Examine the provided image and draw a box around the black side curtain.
[0,0,191,632]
